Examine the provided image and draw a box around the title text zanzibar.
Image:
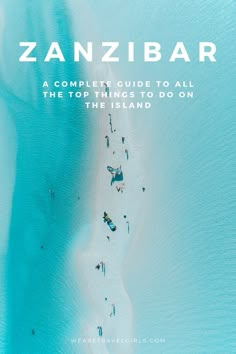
[19,42,217,62]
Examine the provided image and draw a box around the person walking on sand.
[97,326,103,336]
[105,135,109,148]
[100,261,105,275]
[103,263,106,276]
[126,221,130,234]
[125,149,129,160]
[104,82,109,95]
[110,304,116,317]
[112,304,116,316]
[109,113,113,133]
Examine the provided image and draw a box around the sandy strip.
[65,3,146,352]
[74,63,146,354]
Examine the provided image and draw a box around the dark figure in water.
[105,135,109,148]
[122,137,125,144]
[125,149,129,160]
[40,245,44,250]
[142,186,146,192]
[49,189,55,200]
[32,329,35,335]
[95,264,100,270]
[106,236,110,241]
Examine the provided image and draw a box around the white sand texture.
[75,63,146,354]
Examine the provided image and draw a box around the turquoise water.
[0,1,93,353]
[89,0,236,352]
[0,0,235,353]
[118,1,236,353]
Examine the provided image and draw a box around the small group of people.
[116,183,125,193]
[105,113,129,163]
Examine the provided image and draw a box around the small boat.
[103,212,117,232]
[108,221,116,231]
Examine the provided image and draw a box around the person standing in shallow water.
[122,137,125,144]
[49,189,55,200]
[125,149,129,160]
